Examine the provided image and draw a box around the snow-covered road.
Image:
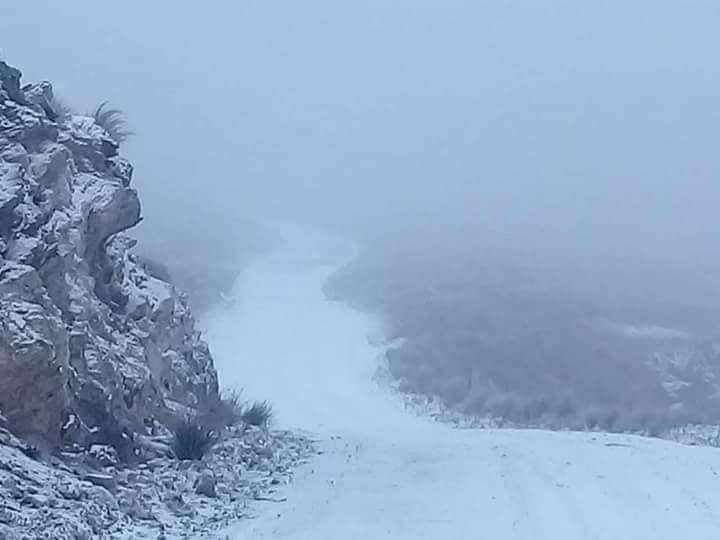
[204,226,720,540]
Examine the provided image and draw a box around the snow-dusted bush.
[171,418,217,460]
[198,388,245,430]
[242,400,273,427]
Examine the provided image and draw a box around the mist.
[3,1,720,299]
[7,7,720,535]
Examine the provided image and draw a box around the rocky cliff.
[0,60,219,456]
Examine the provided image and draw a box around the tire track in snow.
[492,439,596,540]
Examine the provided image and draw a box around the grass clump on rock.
[91,101,134,143]
[172,394,274,461]
[242,400,273,427]
[197,388,245,432]
[171,417,217,461]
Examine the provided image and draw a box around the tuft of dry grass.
[242,400,273,427]
[171,417,217,461]
[197,388,246,431]
[91,101,134,143]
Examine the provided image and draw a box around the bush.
[171,418,217,461]
[218,388,245,427]
[198,388,245,431]
[242,400,273,427]
[91,101,134,143]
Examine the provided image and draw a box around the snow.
[204,225,720,540]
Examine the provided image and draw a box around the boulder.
[194,472,217,498]
[84,473,117,492]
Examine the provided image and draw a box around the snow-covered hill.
[205,225,720,540]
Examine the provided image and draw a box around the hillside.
[325,235,720,436]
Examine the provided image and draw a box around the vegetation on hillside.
[325,237,720,434]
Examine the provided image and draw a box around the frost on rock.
[0,425,315,540]
[0,58,219,453]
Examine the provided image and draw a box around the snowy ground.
[204,225,720,540]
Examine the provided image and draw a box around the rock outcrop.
[0,59,219,455]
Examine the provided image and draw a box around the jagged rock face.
[0,60,219,453]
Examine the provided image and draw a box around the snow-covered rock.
[0,58,218,453]
[0,425,314,539]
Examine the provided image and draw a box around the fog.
[3,1,720,291]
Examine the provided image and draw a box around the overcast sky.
[2,1,720,267]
